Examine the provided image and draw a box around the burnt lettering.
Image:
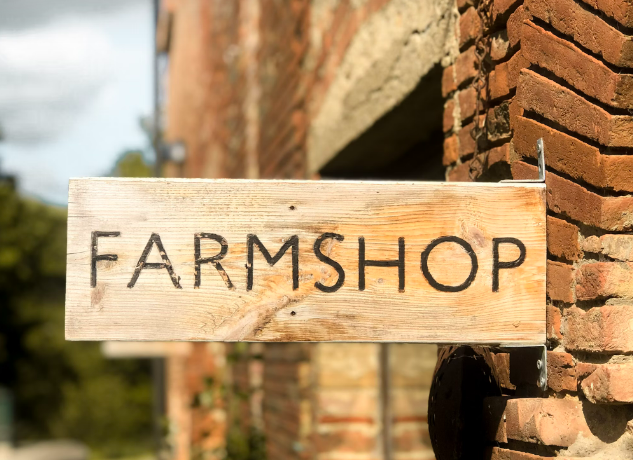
[247,234,299,290]
[194,233,233,289]
[128,233,182,289]
[492,237,526,292]
[359,237,405,292]
[313,233,345,293]
[421,236,477,292]
[91,231,120,287]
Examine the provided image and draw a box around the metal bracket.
[500,138,546,184]
[495,141,547,389]
[497,344,548,390]
[537,344,547,390]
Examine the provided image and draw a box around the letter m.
[247,234,299,290]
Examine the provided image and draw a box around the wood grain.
[101,341,192,358]
[66,178,546,345]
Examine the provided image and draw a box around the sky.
[0,0,153,205]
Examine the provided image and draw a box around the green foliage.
[110,150,154,178]
[226,427,266,460]
[0,181,153,457]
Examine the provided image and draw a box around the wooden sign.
[101,342,192,358]
[66,178,546,345]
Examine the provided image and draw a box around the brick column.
[442,0,633,457]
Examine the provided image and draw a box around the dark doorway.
[319,63,445,181]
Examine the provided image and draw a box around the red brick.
[512,162,633,232]
[457,0,475,12]
[505,398,591,446]
[526,0,633,68]
[458,85,478,120]
[547,351,577,392]
[448,143,510,181]
[599,235,633,261]
[603,155,633,193]
[458,92,518,140]
[392,425,433,453]
[443,99,456,133]
[576,362,598,380]
[443,135,459,166]
[483,396,509,442]
[508,96,524,125]
[581,364,633,403]
[546,216,581,261]
[459,7,482,49]
[458,121,477,158]
[513,161,597,222]
[575,262,633,300]
[486,100,514,142]
[581,0,633,28]
[448,162,472,183]
[547,304,563,341]
[564,304,633,353]
[517,69,633,148]
[442,65,457,97]
[488,51,529,101]
[314,428,376,453]
[455,46,478,88]
[522,21,633,109]
[512,115,633,193]
[264,343,311,362]
[546,260,575,303]
[489,447,581,460]
[582,235,602,254]
[601,196,633,232]
[491,0,523,24]
[506,5,531,48]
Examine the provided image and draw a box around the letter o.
[420,236,478,292]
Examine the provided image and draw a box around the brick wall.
[442,0,633,457]
[256,0,397,179]
[257,0,309,179]
[261,343,436,460]
[166,344,226,460]
[313,344,382,460]
[263,343,314,460]
[390,345,436,460]
[164,0,257,179]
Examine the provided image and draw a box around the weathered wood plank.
[101,342,192,358]
[66,178,546,344]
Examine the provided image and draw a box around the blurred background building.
[2,0,633,459]
[152,1,446,459]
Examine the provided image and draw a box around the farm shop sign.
[66,179,546,345]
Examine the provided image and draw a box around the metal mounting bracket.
[537,344,547,390]
[500,138,546,184]
[497,344,548,390]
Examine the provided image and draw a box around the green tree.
[0,179,153,458]
[110,150,154,178]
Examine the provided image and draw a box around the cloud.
[0,0,146,31]
[0,20,115,143]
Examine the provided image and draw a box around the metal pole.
[151,358,165,459]
[380,344,392,460]
[153,0,162,178]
